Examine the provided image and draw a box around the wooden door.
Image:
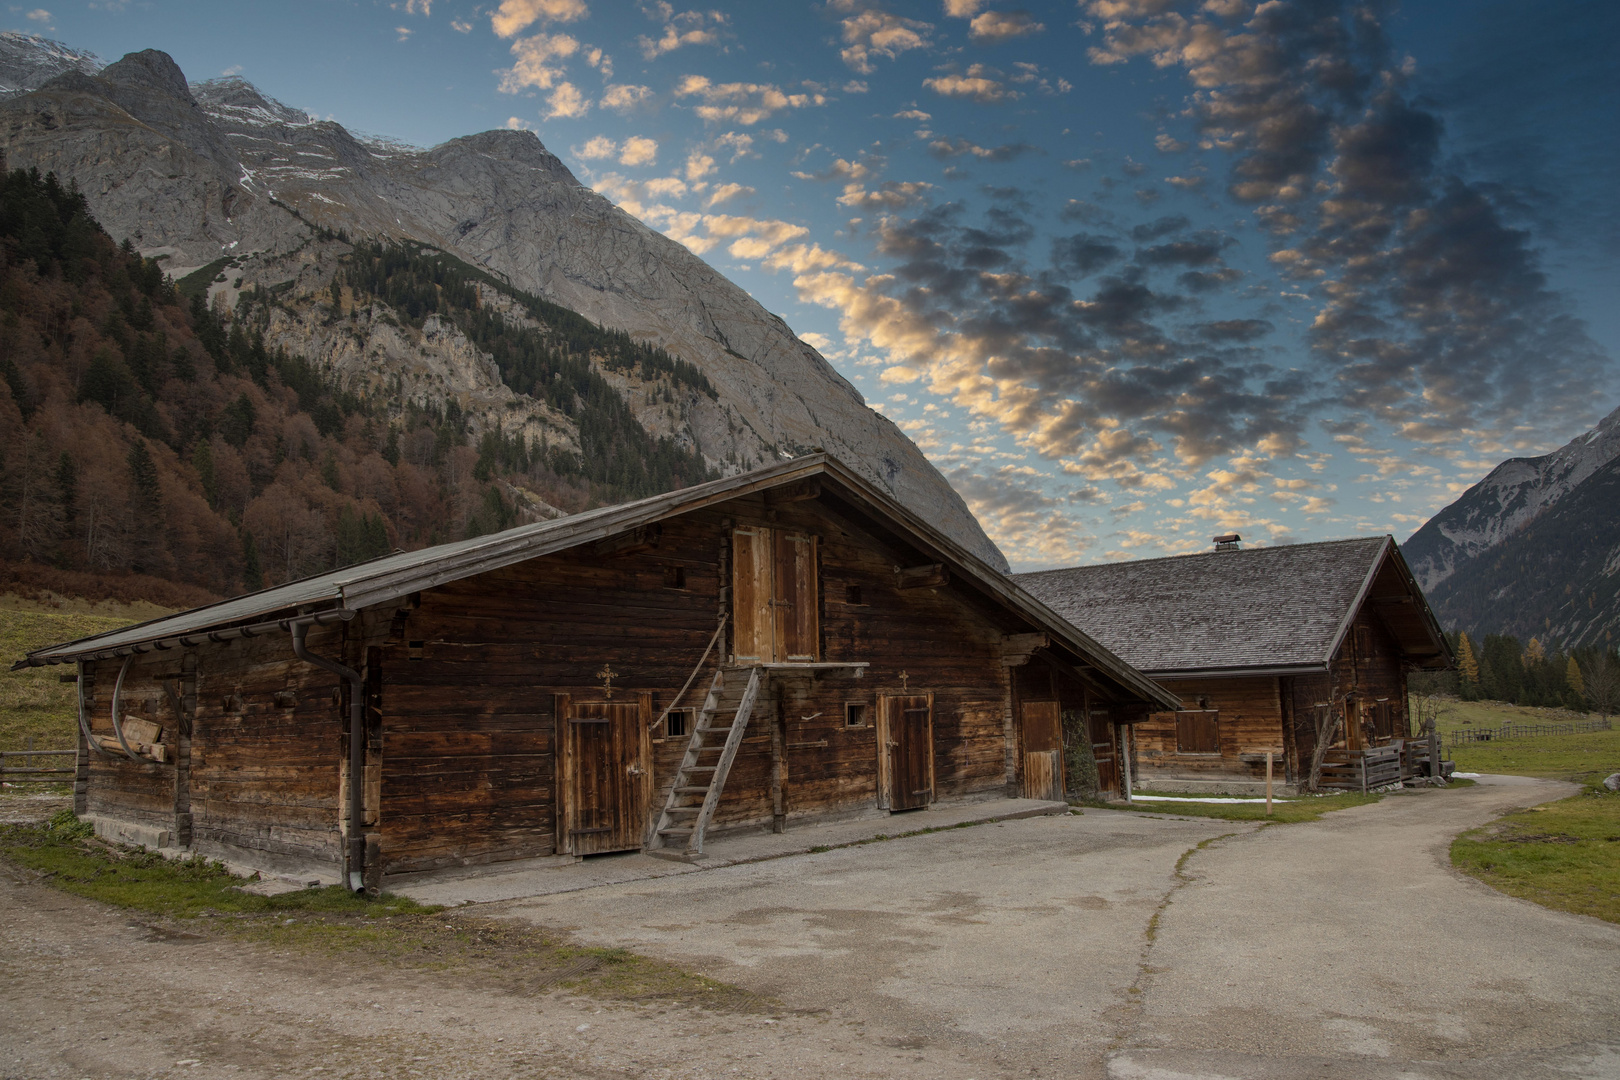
[1020,700,1063,800]
[558,693,651,855]
[881,694,934,810]
[732,527,774,664]
[733,527,820,663]
[1088,709,1120,796]
[773,531,820,662]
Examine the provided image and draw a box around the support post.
[1265,750,1273,816]
[1120,723,1134,804]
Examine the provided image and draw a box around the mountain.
[1404,403,1620,646]
[0,38,1008,572]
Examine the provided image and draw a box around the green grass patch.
[2,810,763,1010]
[1448,726,1620,782]
[1451,784,1620,924]
[1,603,142,751]
[1082,791,1384,823]
[175,256,237,298]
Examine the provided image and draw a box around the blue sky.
[19,0,1618,569]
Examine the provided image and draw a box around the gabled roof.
[16,454,1179,710]
[1014,536,1452,678]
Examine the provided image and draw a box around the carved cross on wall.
[898,670,909,692]
[597,664,618,699]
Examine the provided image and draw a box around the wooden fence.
[1319,737,1447,792]
[0,747,76,785]
[1446,718,1611,748]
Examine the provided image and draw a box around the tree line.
[1411,629,1620,719]
[0,169,721,604]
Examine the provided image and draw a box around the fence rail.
[1446,718,1612,748]
[0,748,76,785]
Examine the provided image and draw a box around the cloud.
[1051,233,1123,277]
[707,182,754,207]
[619,135,658,166]
[491,0,587,38]
[395,26,413,41]
[684,151,714,180]
[398,0,431,13]
[221,64,244,77]
[1071,0,1615,500]
[893,108,932,121]
[544,81,590,119]
[451,17,473,32]
[498,32,579,93]
[923,64,1018,104]
[942,462,1098,568]
[673,75,826,125]
[505,116,537,131]
[1129,214,1188,242]
[576,134,616,158]
[600,83,654,113]
[942,0,982,15]
[25,9,52,29]
[638,6,726,59]
[967,11,1043,43]
[927,136,1032,161]
[838,181,936,210]
[1155,133,1187,153]
[839,10,933,74]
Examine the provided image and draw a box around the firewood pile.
[94,717,169,762]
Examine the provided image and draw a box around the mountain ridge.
[0,34,1009,572]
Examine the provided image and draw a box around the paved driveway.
[494,776,1620,1079]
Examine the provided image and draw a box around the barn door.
[732,527,820,664]
[773,531,820,662]
[1088,709,1120,796]
[1020,700,1064,801]
[880,693,934,810]
[557,693,651,855]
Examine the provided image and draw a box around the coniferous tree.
[1457,633,1481,698]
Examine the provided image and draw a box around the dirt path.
[4,778,1617,1079]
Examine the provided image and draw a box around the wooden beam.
[592,524,661,558]
[765,479,821,505]
[999,632,1048,667]
[895,563,949,590]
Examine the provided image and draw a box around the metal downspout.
[292,622,367,893]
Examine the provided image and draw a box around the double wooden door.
[557,693,651,855]
[732,527,820,664]
[879,693,934,810]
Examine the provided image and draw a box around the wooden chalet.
[1015,536,1453,795]
[17,454,1177,889]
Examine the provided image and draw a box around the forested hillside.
[0,168,714,604]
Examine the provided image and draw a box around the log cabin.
[17,453,1178,889]
[1015,536,1453,795]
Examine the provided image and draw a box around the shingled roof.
[1014,536,1450,677]
[15,453,1180,710]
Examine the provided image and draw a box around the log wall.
[375,492,1023,874]
[81,620,348,874]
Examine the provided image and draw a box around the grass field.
[0,599,149,752]
[1426,697,1620,924]
[1452,783,1620,924]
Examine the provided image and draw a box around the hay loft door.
[880,693,935,811]
[732,527,820,664]
[1020,700,1064,801]
[557,693,651,855]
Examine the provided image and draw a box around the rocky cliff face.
[0,40,1009,571]
[1404,403,1620,592]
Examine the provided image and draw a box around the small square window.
[408,640,425,661]
[845,702,868,728]
[663,566,687,589]
[844,584,863,605]
[665,709,692,738]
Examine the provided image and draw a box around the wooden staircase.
[648,665,763,857]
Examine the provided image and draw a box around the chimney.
[1212,533,1241,551]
